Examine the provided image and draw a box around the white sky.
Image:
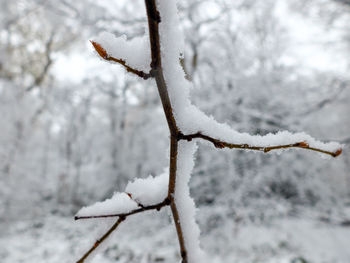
[277,1,348,74]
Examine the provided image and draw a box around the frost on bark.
[74,1,342,262]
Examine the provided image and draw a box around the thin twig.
[26,32,54,92]
[90,41,152,80]
[178,132,342,158]
[168,136,178,198]
[75,198,170,220]
[76,216,125,263]
[144,1,188,261]
[144,0,179,136]
[170,199,188,263]
[168,135,188,263]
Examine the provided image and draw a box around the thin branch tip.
[334,148,342,157]
[90,40,108,59]
[90,40,152,79]
[178,132,342,158]
[76,217,125,263]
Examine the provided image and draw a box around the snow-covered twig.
[75,173,170,262]
[90,40,152,79]
[178,132,343,157]
[74,198,169,220]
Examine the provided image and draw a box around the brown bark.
[144,0,179,136]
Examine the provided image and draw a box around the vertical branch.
[168,135,178,197]
[170,194,188,263]
[144,0,178,136]
[145,0,188,261]
[168,135,188,263]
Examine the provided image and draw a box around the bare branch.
[301,80,347,116]
[26,32,55,92]
[74,198,170,220]
[168,135,188,262]
[170,198,188,262]
[178,132,342,158]
[90,41,152,80]
[76,216,125,263]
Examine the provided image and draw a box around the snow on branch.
[91,32,152,79]
[125,172,169,206]
[75,173,169,220]
[178,131,342,158]
[174,141,206,262]
[75,173,170,262]
[76,192,139,219]
[156,0,342,159]
[75,199,169,220]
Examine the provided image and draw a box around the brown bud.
[297,141,309,148]
[90,40,108,59]
[214,141,225,149]
[334,148,342,157]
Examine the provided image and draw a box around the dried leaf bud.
[334,148,342,157]
[90,41,108,59]
[297,141,309,148]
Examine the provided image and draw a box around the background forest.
[0,0,349,262]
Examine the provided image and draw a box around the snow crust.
[175,141,207,263]
[76,192,139,218]
[94,32,151,72]
[157,0,342,153]
[125,172,168,206]
[76,173,169,218]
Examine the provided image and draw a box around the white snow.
[175,141,207,263]
[125,172,169,206]
[76,192,139,218]
[76,173,169,218]
[94,31,151,72]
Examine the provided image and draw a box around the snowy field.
[1,207,350,263]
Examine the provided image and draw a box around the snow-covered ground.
[1,208,349,263]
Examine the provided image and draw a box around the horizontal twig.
[74,198,170,220]
[178,132,342,158]
[90,41,152,79]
